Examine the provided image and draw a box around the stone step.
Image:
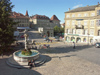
[6,55,47,69]
[6,60,29,69]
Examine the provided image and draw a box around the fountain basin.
[13,50,39,62]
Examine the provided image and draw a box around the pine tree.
[0,0,16,52]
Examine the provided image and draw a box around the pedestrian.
[39,45,41,49]
[31,46,33,49]
[51,40,52,43]
[1,53,3,58]
[31,59,35,67]
[73,42,75,49]
[28,60,33,69]
[47,44,50,48]
[35,46,37,50]
[47,39,49,43]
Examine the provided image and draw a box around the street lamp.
[87,33,90,45]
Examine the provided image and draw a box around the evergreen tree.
[0,0,16,52]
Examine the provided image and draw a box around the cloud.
[73,4,83,9]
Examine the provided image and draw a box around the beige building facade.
[64,3,100,44]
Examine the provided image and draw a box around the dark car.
[95,43,100,48]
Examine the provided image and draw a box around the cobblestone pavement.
[0,53,100,75]
[35,53,100,75]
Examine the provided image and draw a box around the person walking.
[35,46,37,50]
[51,40,52,43]
[73,42,75,49]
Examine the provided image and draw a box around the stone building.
[64,2,100,44]
[38,27,54,37]
[10,11,30,29]
[30,14,60,29]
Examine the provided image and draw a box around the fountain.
[6,29,47,69]
[13,29,39,62]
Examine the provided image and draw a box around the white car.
[55,36,60,41]
[44,37,49,41]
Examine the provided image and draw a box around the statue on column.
[24,29,28,50]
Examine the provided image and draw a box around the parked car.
[95,42,100,48]
[44,37,49,41]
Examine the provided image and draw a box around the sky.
[11,0,99,24]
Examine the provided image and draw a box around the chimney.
[68,8,70,11]
[98,2,99,5]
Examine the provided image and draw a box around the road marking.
[35,42,58,45]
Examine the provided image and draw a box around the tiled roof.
[10,12,29,19]
[50,15,60,21]
[30,14,50,20]
[65,5,98,13]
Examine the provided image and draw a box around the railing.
[75,25,84,29]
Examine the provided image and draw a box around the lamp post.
[88,33,90,45]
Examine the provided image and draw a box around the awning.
[17,27,30,29]
[67,34,79,36]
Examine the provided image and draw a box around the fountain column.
[24,29,28,50]
[24,34,28,49]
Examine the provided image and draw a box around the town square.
[1,0,100,75]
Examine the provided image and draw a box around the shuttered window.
[97,10,100,15]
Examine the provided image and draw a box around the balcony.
[75,25,84,29]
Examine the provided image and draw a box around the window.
[91,13,95,16]
[85,29,88,35]
[99,20,100,25]
[72,14,75,17]
[68,29,70,34]
[90,29,94,35]
[78,21,81,25]
[90,21,94,26]
[96,20,100,26]
[98,30,100,36]
[77,29,81,34]
[67,21,70,26]
[78,14,81,17]
[72,29,75,34]
[66,29,68,33]
[84,21,87,26]
[97,10,100,15]
[66,15,70,18]
[72,21,75,25]
[84,13,88,17]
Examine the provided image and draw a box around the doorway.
[47,31,50,37]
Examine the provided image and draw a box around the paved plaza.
[0,30,100,75]
[0,51,100,75]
